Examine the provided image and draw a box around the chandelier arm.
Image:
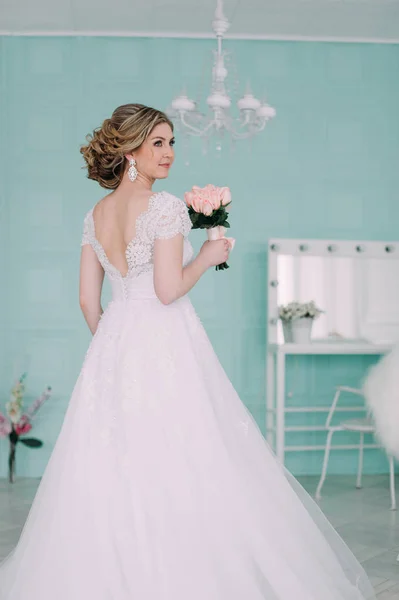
[224,118,268,140]
[239,112,251,127]
[179,112,217,137]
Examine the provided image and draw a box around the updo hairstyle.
[80,103,173,189]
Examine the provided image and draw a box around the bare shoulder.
[92,191,116,219]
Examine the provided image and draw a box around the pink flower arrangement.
[0,373,52,483]
[15,415,32,436]
[184,184,235,271]
[184,184,231,215]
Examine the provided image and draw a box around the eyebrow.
[151,136,175,141]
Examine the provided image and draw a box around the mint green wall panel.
[1,36,398,477]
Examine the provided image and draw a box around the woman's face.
[129,123,175,181]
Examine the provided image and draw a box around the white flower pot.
[282,321,293,343]
[291,317,313,344]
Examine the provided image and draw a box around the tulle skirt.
[0,296,375,599]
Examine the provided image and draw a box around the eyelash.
[154,140,175,147]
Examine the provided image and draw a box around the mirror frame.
[267,238,399,345]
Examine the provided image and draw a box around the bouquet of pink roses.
[184,184,235,271]
[0,372,52,483]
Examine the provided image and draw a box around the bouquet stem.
[207,226,230,271]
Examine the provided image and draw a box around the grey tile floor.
[0,475,399,597]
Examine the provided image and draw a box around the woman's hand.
[199,239,230,269]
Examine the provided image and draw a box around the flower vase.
[8,431,18,483]
[282,321,293,343]
[291,317,313,344]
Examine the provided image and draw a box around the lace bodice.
[81,191,194,300]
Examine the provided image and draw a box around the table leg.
[266,350,275,447]
[276,350,285,463]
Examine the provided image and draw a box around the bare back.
[92,191,155,278]
[80,191,194,330]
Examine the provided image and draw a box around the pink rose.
[184,184,231,216]
[185,189,212,214]
[219,187,231,206]
[15,415,32,436]
[184,190,204,213]
[184,186,202,206]
[203,185,221,210]
[184,191,195,208]
[202,200,213,216]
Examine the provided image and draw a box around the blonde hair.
[80,104,174,190]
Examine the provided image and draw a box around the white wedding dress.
[0,191,376,599]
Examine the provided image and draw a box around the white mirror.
[268,239,399,346]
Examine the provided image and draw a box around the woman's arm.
[152,194,230,305]
[153,236,229,305]
[79,245,105,334]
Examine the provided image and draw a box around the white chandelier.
[167,0,276,147]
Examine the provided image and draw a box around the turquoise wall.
[1,36,399,477]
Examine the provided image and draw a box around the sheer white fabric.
[363,344,399,460]
[0,192,376,599]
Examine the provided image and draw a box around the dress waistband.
[110,271,159,301]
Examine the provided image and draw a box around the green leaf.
[20,438,43,448]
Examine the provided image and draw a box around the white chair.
[316,385,396,510]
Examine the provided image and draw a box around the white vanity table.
[266,238,399,465]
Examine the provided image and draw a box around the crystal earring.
[128,158,138,182]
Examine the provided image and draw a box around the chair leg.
[356,432,364,489]
[389,455,396,511]
[316,430,334,500]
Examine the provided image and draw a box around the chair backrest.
[325,386,366,430]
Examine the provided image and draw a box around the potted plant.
[278,301,323,344]
[0,373,52,483]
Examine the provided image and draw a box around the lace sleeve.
[81,210,93,246]
[154,195,192,240]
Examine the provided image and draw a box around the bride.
[0,104,376,599]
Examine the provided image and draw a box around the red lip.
[160,164,171,167]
